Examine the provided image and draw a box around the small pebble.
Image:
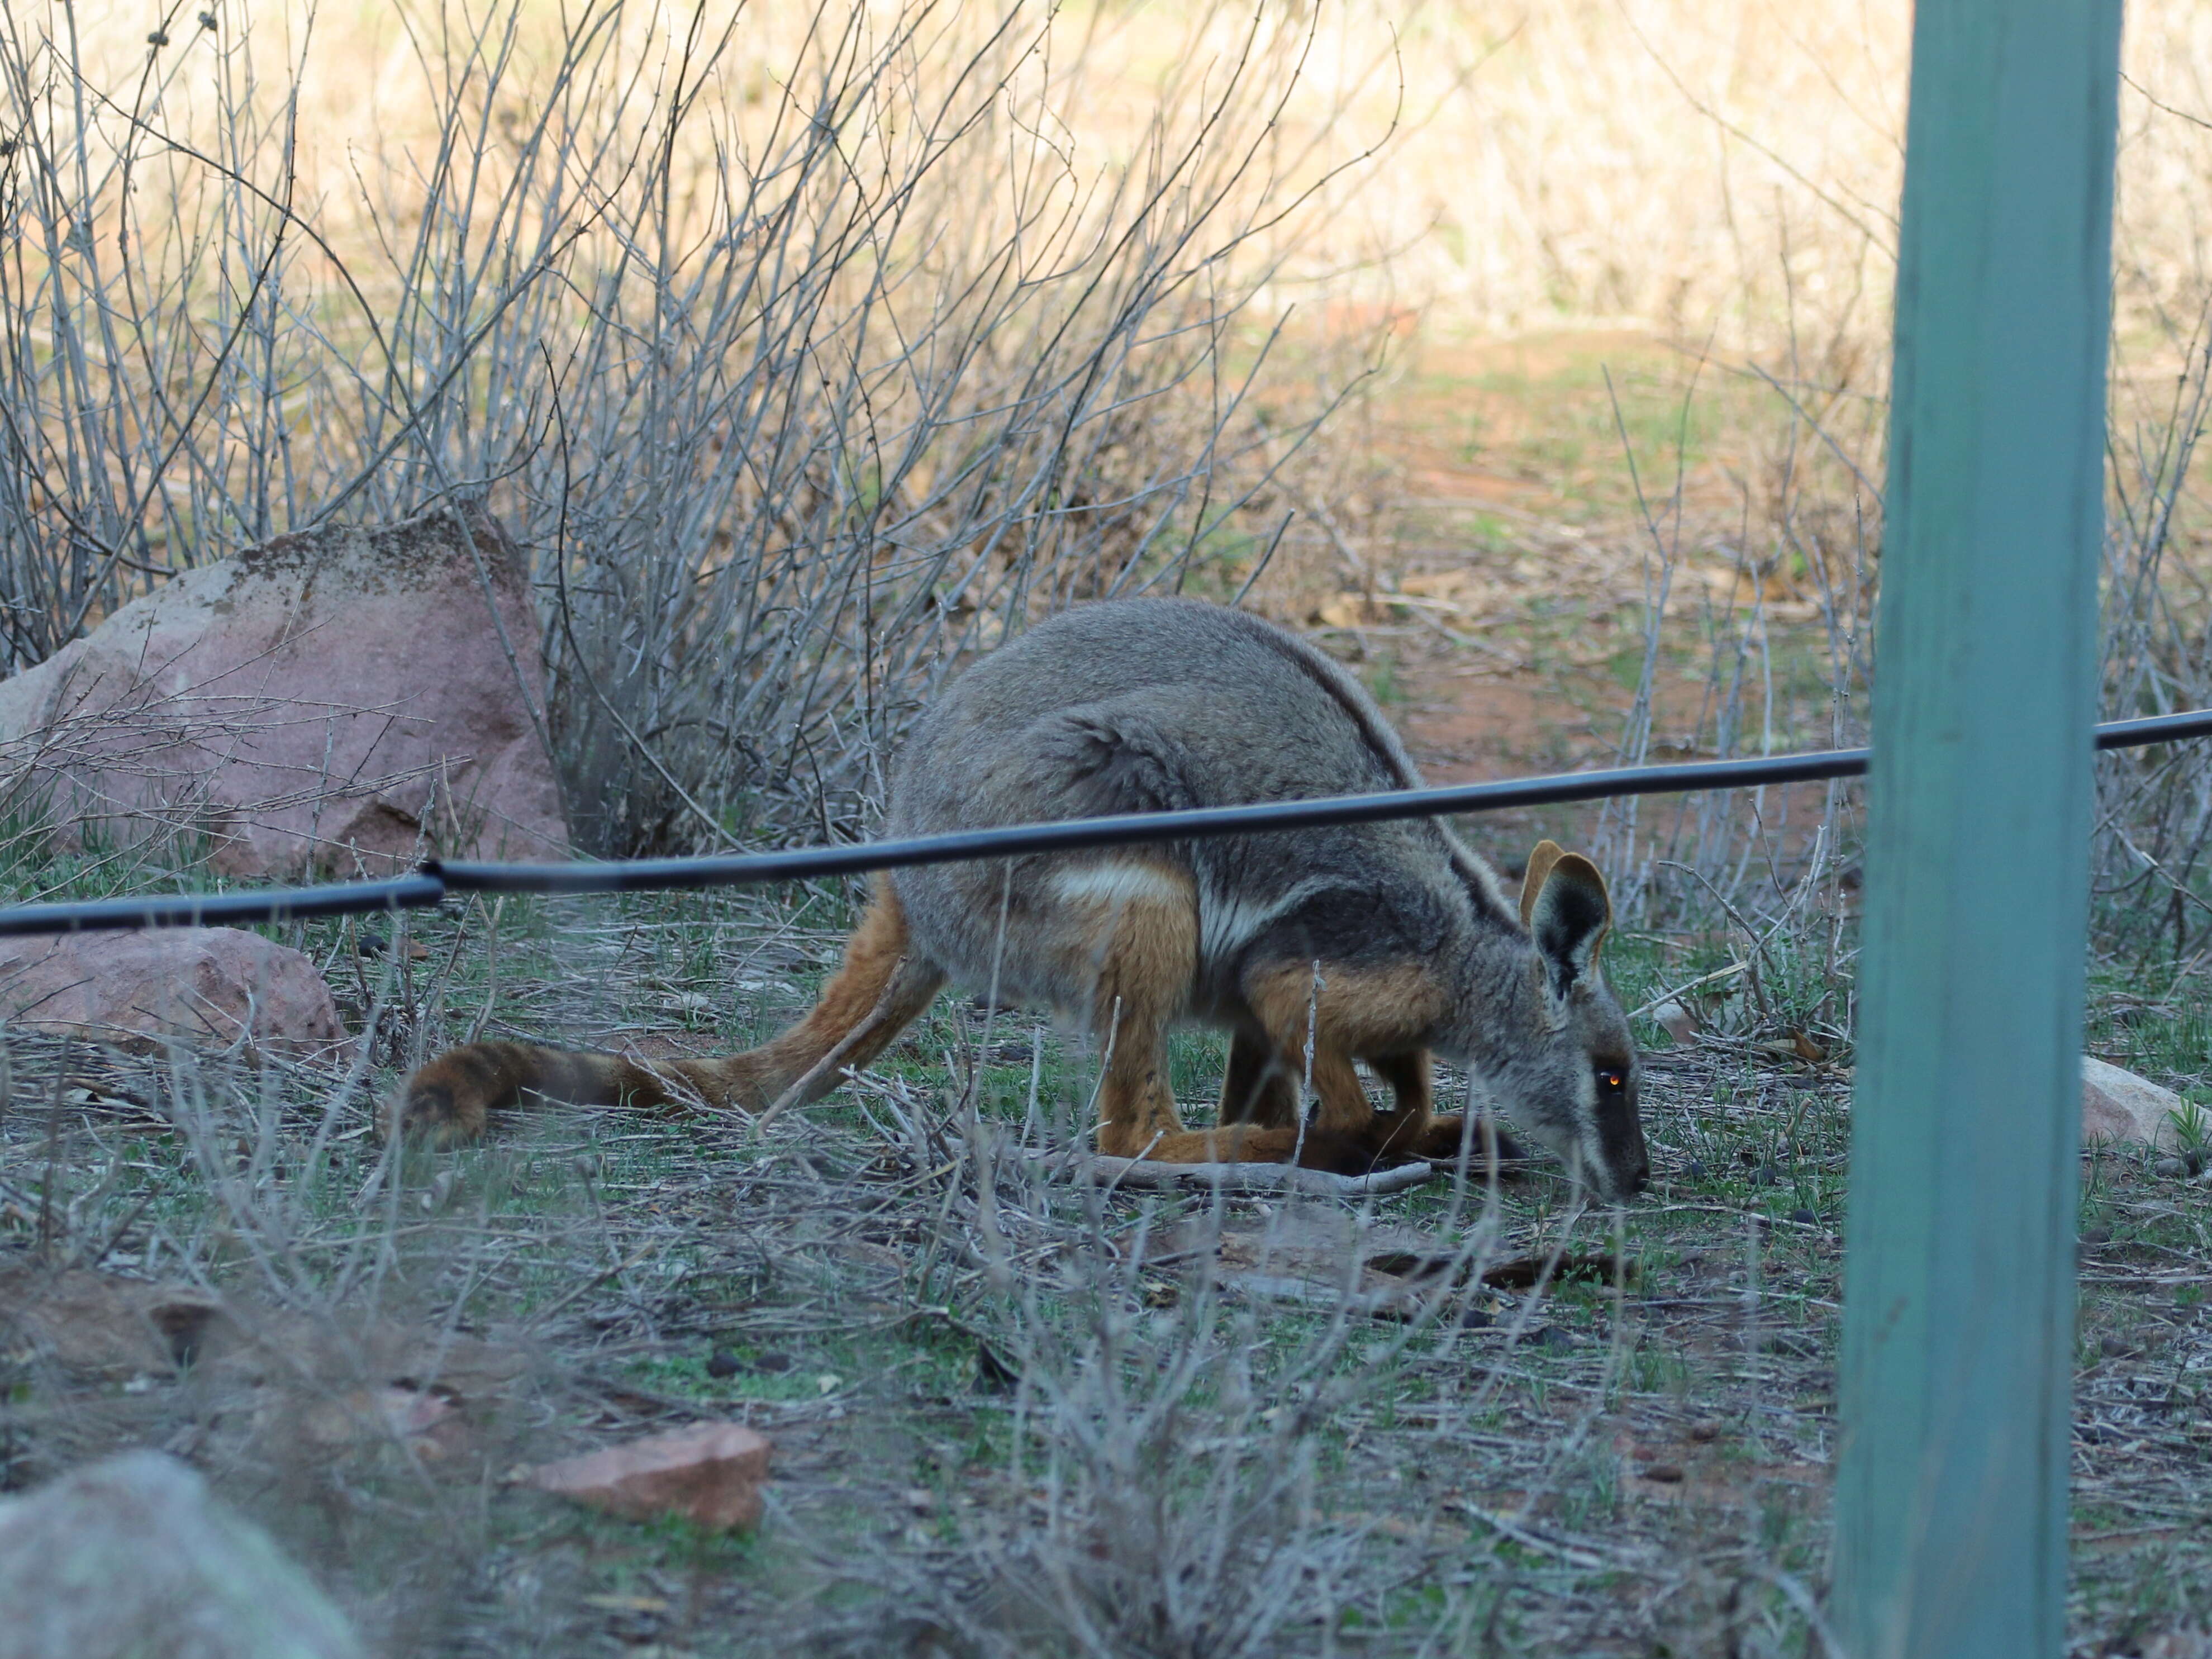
[2155,1157,2190,1178]
[706,1349,741,1379]
[1687,1422,1720,1442]
[1639,1463,1686,1484]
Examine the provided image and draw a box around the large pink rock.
[0,928,349,1057]
[0,505,568,875]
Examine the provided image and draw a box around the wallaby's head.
[1454,841,1648,1201]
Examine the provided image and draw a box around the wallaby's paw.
[1291,1129,1403,1176]
[1402,1114,1529,1166]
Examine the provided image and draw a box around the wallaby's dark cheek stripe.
[1595,1091,1649,1190]
[1599,1105,1641,1168]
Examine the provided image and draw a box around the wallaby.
[397,598,1649,1201]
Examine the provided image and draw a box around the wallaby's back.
[892,598,1423,829]
[888,598,1514,1004]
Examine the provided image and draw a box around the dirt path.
[1309,328,1852,869]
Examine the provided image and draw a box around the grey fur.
[886,597,1648,1200]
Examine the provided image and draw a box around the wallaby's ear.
[1519,839,1567,928]
[1530,852,1612,998]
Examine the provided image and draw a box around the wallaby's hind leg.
[395,877,941,1143]
[1082,886,1199,1159]
[1219,1029,1297,1126]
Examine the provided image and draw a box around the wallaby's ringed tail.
[397,597,1649,1201]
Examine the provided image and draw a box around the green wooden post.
[1832,1,2122,1655]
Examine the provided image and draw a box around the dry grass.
[4,894,2210,1656]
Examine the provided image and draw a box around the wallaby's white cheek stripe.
[1049,862,1192,910]
[1573,1066,1604,1171]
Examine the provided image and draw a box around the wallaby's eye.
[1596,1067,1626,1094]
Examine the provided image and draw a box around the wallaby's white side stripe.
[1197,878,1330,966]
[1050,862,1192,909]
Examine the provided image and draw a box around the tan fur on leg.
[1068,869,1199,1158]
[1367,1050,1435,1127]
[1108,967,1453,1170]
[707,880,943,1113]
[1244,961,1449,1135]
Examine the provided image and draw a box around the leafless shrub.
[1571,26,2212,987]
[1587,338,1877,1023]
[0,0,1395,855]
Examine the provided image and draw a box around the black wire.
[432,706,2212,899]
[0,873,445,937]
[6,706,2211,933]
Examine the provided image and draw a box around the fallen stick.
[1072,1156,1437,1199]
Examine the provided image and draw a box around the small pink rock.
[526,1423,772,1531]
[0,926,348,1057]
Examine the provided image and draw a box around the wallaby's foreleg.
[1393,1111,1531,1166]
[1132,1021,1371,1170]
[1366,1049,1434,1128]
[1218,1029,1298,1126]
[1129,961,1453,1169]
[394,877,941,1145]
[1243,965,1402,1136]
[1357,1053,1533,1167]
